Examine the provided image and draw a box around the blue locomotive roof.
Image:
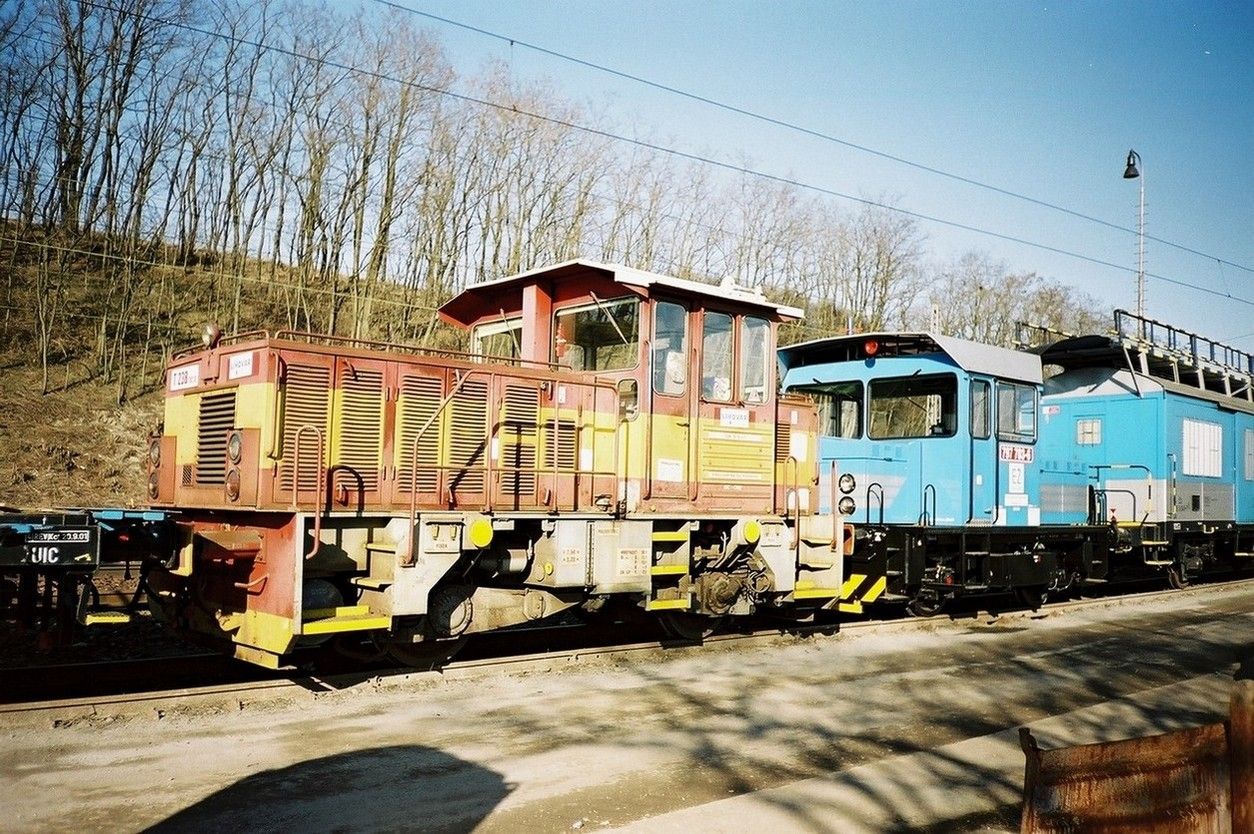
[779,331,1042,385]
[1045,365,1254,415]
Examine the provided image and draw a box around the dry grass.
[0,353,160,509]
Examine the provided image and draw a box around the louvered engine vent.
[195,390,237,485]
[335,366,383,492]
[281,364,330,491]
[447,380,488,494]
[397,375,443,495]
[543,419,577,471]
[775,423,792,462]
[501,384,538,496]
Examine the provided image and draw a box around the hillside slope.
[0,354,160,509]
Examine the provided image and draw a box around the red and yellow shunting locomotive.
[145,260,854,667]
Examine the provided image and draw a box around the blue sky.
[366,1,1253,348]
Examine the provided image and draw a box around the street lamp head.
[1123,149,1141,179]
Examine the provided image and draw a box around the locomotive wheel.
[1168,566,1190,590]
[906,594,946,617]
[1013,586,1050,611]
[377,635,469,670]
[658,612,723,642]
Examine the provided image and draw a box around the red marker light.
[864,339,880,357]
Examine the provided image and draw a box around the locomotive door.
[648,299,691,500]
[969,378,997,522]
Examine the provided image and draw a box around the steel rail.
[3,577,1249,720]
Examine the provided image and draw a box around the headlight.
[225,468,241,502]
[838,473,856,494]
[837,496,856,515]
[227,430,243,464]
[148,472,160,499]
[148,438,162,468]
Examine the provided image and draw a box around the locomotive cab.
[779,332,1043,527]
[439,259,812,517]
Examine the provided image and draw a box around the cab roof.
[779,331,1043,386]
[438,258,805,326]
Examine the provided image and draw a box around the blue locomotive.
[1036,311,1254,585]
[779,310,1253,614]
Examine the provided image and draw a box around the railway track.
[2,577,1250,720]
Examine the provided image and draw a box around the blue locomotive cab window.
[553,296,640,371]
[997,382,1037,442]
[971,380,991,440]
[702,312,734,401]
[869,374,957,439]
[793,382,863,438]
[652,301,688,395]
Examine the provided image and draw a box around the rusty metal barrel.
[1019,679,1252,833]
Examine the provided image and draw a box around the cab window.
[652,301,688,395]
[869,374,957,439]
[740,316,770,403]
[971,380,991,440]
[553,296,639,371]
[701,312,733,401]
[472,318,522,361]
[997,381,1037,442]
[793,381,863,438]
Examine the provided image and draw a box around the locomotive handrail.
[1090,463,1152,482]
[1090,464,1153,520]
[171,329,270,359]
[291,424,325,561]
[267,353,287,460]
[829,461,840,553]
[271,330,566,371]
[1115,309,1254,376]
[785,455,800,550]
[408,370,480,542]
[866,483,885,526]
[1095,488,1139,524]
[401,369,621,536]
[922,484,937,527]
[233,573,268,592]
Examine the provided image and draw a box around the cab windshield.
[553,296,640,371]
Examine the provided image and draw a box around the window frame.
[471,317,523,362]
[550,295,641,372]
[792,381,864,439]
[739,315,772,405]
[651,299,689,397]
[970,379,991,440]
[700,310,736,403]
[1075,417,1103,446]
[867,372,959,440]
[996,381,1038,443]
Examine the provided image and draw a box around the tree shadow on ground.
[144,744,511,834]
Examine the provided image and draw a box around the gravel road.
[3,582,1251,833]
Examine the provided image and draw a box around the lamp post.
[1122,149,1145,321]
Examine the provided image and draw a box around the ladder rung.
[351,576,391,590]
[301,612,390,635]
[83,611,132,625]
[650,564,688,576]
[646,598,691,611]
[652,531,690,542]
